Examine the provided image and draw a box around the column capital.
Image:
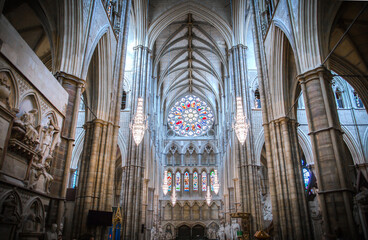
[230,44,248,52]
[133,45,152,53]
[54,71,86,87]
[297,66,332,85]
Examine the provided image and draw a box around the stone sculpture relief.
[28,117,60,192]
[10,110,60,193]
[0,73,11,109]
[217,224,225,240]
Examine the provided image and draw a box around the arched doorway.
[192,225,205,239]
[178,225,191,240]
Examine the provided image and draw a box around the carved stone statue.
[150,226,157,240]
[231,220,240,240]
[0,73,11,108]
[21,109,40,145]
[207,226,217,239]
[45,223,58,240]
[225,223,232,240]
[11,109,40,148]
[217,224,225,240]
[26,117,60,192]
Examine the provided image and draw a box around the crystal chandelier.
[131,97,147,145]
[171,187,177,206]
[234,97,249,145]
[213,170,220,194]
[162,170,168,195]
[206,188,212,206]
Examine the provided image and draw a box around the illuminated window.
[167,171,172,192]
[176,172,181,191]
[353,90,364,108]
[301,159,310,189]
[202,171,207,191]
[167,95,215,137]
[210,171,215,191]
[184,172,189,191]
[193,171,198,191]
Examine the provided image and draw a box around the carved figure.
[217,224,225,240]
[150,226,157,240]
[45,223,58,240]
[225,223,232,240]
[21,109,40,145]
[0,74,11,108]
[231,220,240,240]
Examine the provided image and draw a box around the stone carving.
[45,223,58,240]
[27,117,60,192]
[207,227,217,239]
[150,226,157,240]
[11,109,40,147]
[165,224,174,240]
[225,222,232,240]
[0,193,21,224]
[231,220,240,240]
[0,73,11,108]
[217,224,225,240]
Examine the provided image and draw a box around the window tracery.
[167,95,214,137]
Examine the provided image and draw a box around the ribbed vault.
[154,14,228,119]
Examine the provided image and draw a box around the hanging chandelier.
[131,97,147,145]
[171,187,177,206]
[234,97,249,145]
[162,170,168,195]
[206,188,212,206]
[213,170,220,194]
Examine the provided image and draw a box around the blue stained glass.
[303,168,310,189]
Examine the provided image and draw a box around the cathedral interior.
[0,0,368,239]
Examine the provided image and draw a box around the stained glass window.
[193,171,198,191]
[167,95,215,137]
[184,172,189,191]
[167,171,172,192]
[202,171,207,191]
[176,172,181,191]
[303,168,310,189]
[210,171,215,191]
[301,159,310,189]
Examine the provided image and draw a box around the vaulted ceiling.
[153,13,229,115]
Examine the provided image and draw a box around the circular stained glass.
[167,95,214,137]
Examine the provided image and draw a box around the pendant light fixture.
[234,97,249,145]
[131,97,147,145]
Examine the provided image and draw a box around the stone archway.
[192,224,205,239]
[177,225,191,240]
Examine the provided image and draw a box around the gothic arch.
[297,129,313,165]
[81,25,110,80]
[341,126,365,165]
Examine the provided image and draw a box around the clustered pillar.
[298,66,357,239]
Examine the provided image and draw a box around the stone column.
[72,118,115,238]
[266,117,312,239]
[298,66,357,239]
[54,72,84,230]
[122,45,151,239]
[230,41,263,234]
